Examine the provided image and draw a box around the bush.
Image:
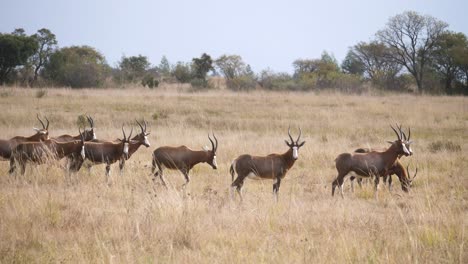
[190,78,210,90]
[142,75,159,89]
[226,75,256,91]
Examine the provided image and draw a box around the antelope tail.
[229,162,235,182]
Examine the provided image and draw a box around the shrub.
[226,75,256,91]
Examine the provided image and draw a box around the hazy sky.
[2,0,467,73]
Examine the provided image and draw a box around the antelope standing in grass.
[54,115,96,142]
[152,134,218,188]
[350,147,417,192]
[9,130,85,176]
[76,126,132,184]
[118,120,150,173]
[0,115,49,160]
[230,128,305,201]
[331,125,413,199]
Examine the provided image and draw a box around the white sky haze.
[2,0,467,73]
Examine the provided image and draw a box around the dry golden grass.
[0,87,466,263]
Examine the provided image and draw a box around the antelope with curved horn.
[0,114,49,160]
[54,115,96,142]
[350,147,417,192]
[151,133,218,188]
[230,128,305,201]
[118,120,151,174]
[9,129,85,176]
[74,126,132,184]
[332,124,413,199]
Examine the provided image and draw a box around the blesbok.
[230,128,305,201]
[75,126,132,184]
[9,130,85,176]
[331,125,413,199]
[151,134,218,188]
[54,115,96,142]
[350,147,417,192]
[0,115,49,160]
[118,120,150,173]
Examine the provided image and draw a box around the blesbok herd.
[1,114,418,201]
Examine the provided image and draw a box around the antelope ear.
[407,140,413,145]
[387,141,394,145]
[33,127,39,132]
[202,145,209,151]
[284,140,291,147]
[298,141,306,147]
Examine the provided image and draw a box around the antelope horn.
[128,127,133,140]
[399,124,407,140]
[288,126,294,143]
[213,133,218,151]
[208,133,215,151]
[122,126,126,141]
[136,119,144,133]
[407,127,411,141]
[296,127,302,144]
[390,125,401,141]
[37,114,46,129]
[87,115,94,128]
[45,116,49,130]
[144,119,147,132]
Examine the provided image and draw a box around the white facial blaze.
[123,142,129,155]
[93,132,97,140]
[212,155,217,167]
[402,144,410,155]
[81,146,85,159]
[292,146,298,159]
[144,136,150,146]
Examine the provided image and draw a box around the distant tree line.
[0,11,467,94]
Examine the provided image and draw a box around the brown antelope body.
[230,128,305,201]
[152,134,218,187]
[350,147,417,192]
[76,127,132,183]
[0,115,49,160]
[9,132,85,176]
[332,125,413,198]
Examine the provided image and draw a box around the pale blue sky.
[2,0,467,73]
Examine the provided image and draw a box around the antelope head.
[121,126,133,159]
[388,124,413,157]
[84,115,97,141]
[135,119,150,147]
[207,133,218,169]
[285,127,306,160]
[33,114,50,140]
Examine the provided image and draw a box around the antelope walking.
[151,134,218,188]
[0,115,49,160]
[230,128,305,201]
[75,126,132,184]
[118,120,150,173]
[9,130,85,176]
[331,125,413,199]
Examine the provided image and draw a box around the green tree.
[43,45,109,88]
[377,11,448,93]
[346,41,402,90]
[192,53,213,80]
[158,55,171,77]
[30,28,57,86]
[215,54,256,90]
[432,32,468,94]
[119,55,151,83]
[341,51,365,76]
[0,30,38,84]
[172,62,192,83]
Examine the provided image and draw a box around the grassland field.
[0,87,466,263]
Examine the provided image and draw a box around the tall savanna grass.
[0,87,466,263]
